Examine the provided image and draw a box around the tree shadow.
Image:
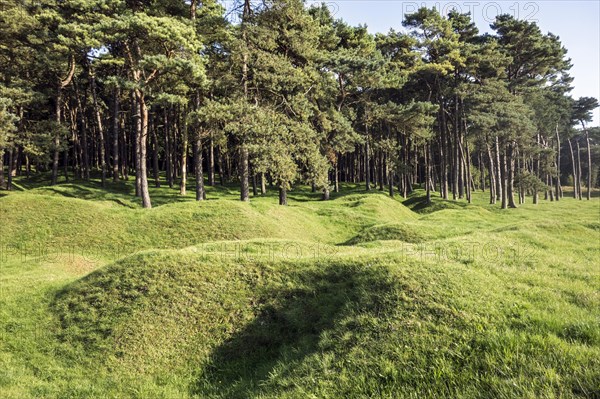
[190,262,398,398]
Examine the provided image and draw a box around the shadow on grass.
[191,263,398,399]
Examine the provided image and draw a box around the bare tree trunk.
[365,126,371,191]
[279,185,287,206]
[486,144,500,204]
[90,74,106,187]
[112,87,120,182]
[51,90,62,186]
[567,137,578,198]
[425,144,431,204]
[0,149,4,188]
[240,146,249,201]
[464,139,472,203]
[165,109,173,188]
[495,136,503,202]
[6,148,13,190]
[583,124,592,200]
[133,95,141,197]
[555,124,561,199]
[151,113,160,188]
[500,147,508,209]
[180,109,188,196]
[576,138,583,200]
[194,133,205,201]
[507,142,518,208]
[135,90,151,208]
[378,150,384,191]
[208,135,215,186]
[252,169,258,196]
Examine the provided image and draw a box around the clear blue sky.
[306,0,600,124]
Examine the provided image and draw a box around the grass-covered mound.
[1,179,599,398]
[48,245,600,398]
[345,222,429,244]
[0,188,417,254]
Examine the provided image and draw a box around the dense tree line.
[0,0,598,208]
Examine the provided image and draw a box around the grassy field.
[0,176,599,398]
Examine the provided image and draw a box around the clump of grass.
[345,222,428,244]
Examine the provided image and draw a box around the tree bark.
[51,90,62,186]
[90,74,106,187]
[576,138,583,200]
[194,133,205,201]
[554,123,561,199]
[151,113,160,188]
[240,146,250,201]
[365,126,371,191]
[279,185,287,206]
[112,87,120,182]
[507,142,518,208]
[487,143,496,204]
[6,148,13,190]
[165,109,173,188]
[495,136,503,202]
[567,137,578,198]
[208,135,215,186]
[0,149,4,188]
[583,123,592,200]
[135,90,152,208]
[180,109,188,196]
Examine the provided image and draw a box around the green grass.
[0,175,599,398]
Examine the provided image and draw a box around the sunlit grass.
[0,175,598,398]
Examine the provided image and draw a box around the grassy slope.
[0,177,599,398]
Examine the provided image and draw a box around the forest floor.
[0,175,599,398]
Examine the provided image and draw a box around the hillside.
[0,181,599,398]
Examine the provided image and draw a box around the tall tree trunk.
[279,185,287,206]
[500,147,508,209]
[208,135,215,186]
[261,173,266,195]
[464,139,472,204]
[507,142,518,208]
[576,138,583,200]
[487,143,496,204]
[365,126,371,191]
[51,90,62,186]
[378,150,384,191]
[166,110,175,188]
[425,144,431,204]
[194,133,205,201]
[133,95,141,196]
[252,169,258,196]
[6,148,13,190]
[0,149,4,188]
[180,109,188,196]
[583,124,592,200]
[218,150,225,186]
[90,74,106,187]
[554,123,561,199]
[240,146,249,201]
[334,162,339,193]
[135,90,151,208]
[567,137,578,198]
[495,136,503,202]
[112,87,120,182]
[150,112,160,187]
